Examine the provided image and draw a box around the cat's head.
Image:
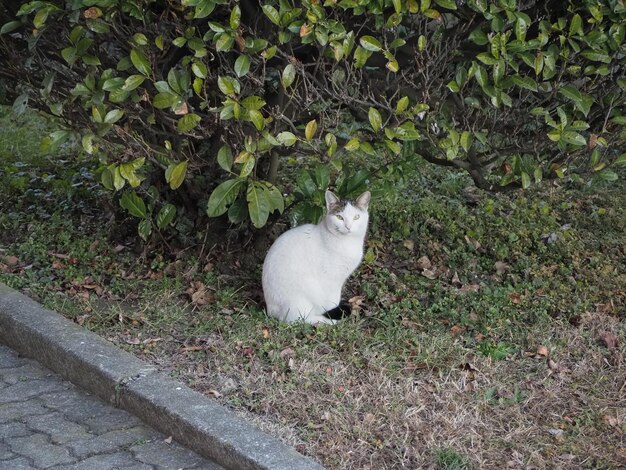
[324,190,371,236]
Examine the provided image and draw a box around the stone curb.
[0,283,324,470]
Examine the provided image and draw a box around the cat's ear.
[355,191,371,210]
[325,190,340,210]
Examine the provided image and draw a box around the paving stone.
[0,400,49,423]
[0,345,26,369]
[23,412,94,445]
[0,379,69,405]
[39,389,113,422]
[67,426,161,459]
[131,440,213,469]
[6,434,76,468]
[0,441,17,460]
[0,456,37,469]
[0,363,52,385]
[81,407,143,435]
[0,422,31,439]
[51,451,151,470]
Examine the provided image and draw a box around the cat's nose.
[345,222,352,231]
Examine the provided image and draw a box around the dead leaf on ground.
[348,295,365,310]
[508,292,522,304]
[280,347,295,358]
[403,240,414,251]
[450,325,466,337]
[206,389,223,398]
[181,345,205,352]
[494,261,510,275]
[537,345,549,357]
[163,436,173,444]
[458,283,480,294]
[599,331,618,350]
[451,271,461,285]
[3,255,19,266]
[262,326,271,339]
[464,235,481,250]
[415,255,432,270]
[602,415,619,428]
[186,281,214,306]
[421,268,437,280]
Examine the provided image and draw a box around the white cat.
[262,190,371,324]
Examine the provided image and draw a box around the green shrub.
[1,0,625,239]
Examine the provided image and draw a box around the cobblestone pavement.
[0,344,223,470]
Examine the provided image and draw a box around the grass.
[1,104,626,468]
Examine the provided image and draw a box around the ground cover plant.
[1,106,625,468]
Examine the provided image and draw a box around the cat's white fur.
[262,190,371,324]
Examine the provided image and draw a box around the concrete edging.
[0,283,324,470]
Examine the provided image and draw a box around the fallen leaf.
[125,338,141,345]
[280,347,295,358]
[3,255,19,266]
[164,436,173,444]
[464,235,481,250]
[403,240,414,251]
[49,252,70,260]
[206,389,223,398]
[181,345,205,352]
[459,284,480,294]
[51,260,64,270]
[450,325,466,337]
[599,331,618,350]
[186,281,214,306]
[508,292,522,304]
[262,326,270,339]
[537,345,549,357]
[83,6,101,18]
[415,255,432,270]
[421,268,437,280]
[602,415,619,428]
[362,413,376,425]
[451,271,461,285]
[174,102,189,115]
[494,261,510,275]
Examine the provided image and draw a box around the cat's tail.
[323,301,352,321]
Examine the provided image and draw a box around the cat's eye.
[354,215,360,220]
[336,215,344,220]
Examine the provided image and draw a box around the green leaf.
[215,33,234,52]
[359,35,382,52]
[191,62,207,79]
[104,109,124,124]
[435,0,457,9]
[123,75,146,91]
[460,131,472,152]
[230,4,241,29]
[207,179,242,217]
[511,75,538,92]
[217,75,240,95]
[167,161,188,190]
[614,153,626,166]
[1,21,22,35]
[559,85,582,102]
[217,145,233,171]
[138,219,152,241]
[521,171,531,189]
[248,110,265,130]
[241,95,266,111]
[596,170,618,182]
[130,49,151,76]
[569,13,583,36]
[177,113,201,132]
[262,5,281,26]
[119,192,147,218]
[264,182,284,213]
[234,55,251,77]
[396,96,409,114]
[100,167,113,190]
[153,92,178,109]
[305,119,317,141]
[281,64,296,88]
[247,182,271,228]
[344,137,360,151]
[447,80,460,92]
[368,107,382,132]
[156,204,177,229]
[277,131,297,146]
